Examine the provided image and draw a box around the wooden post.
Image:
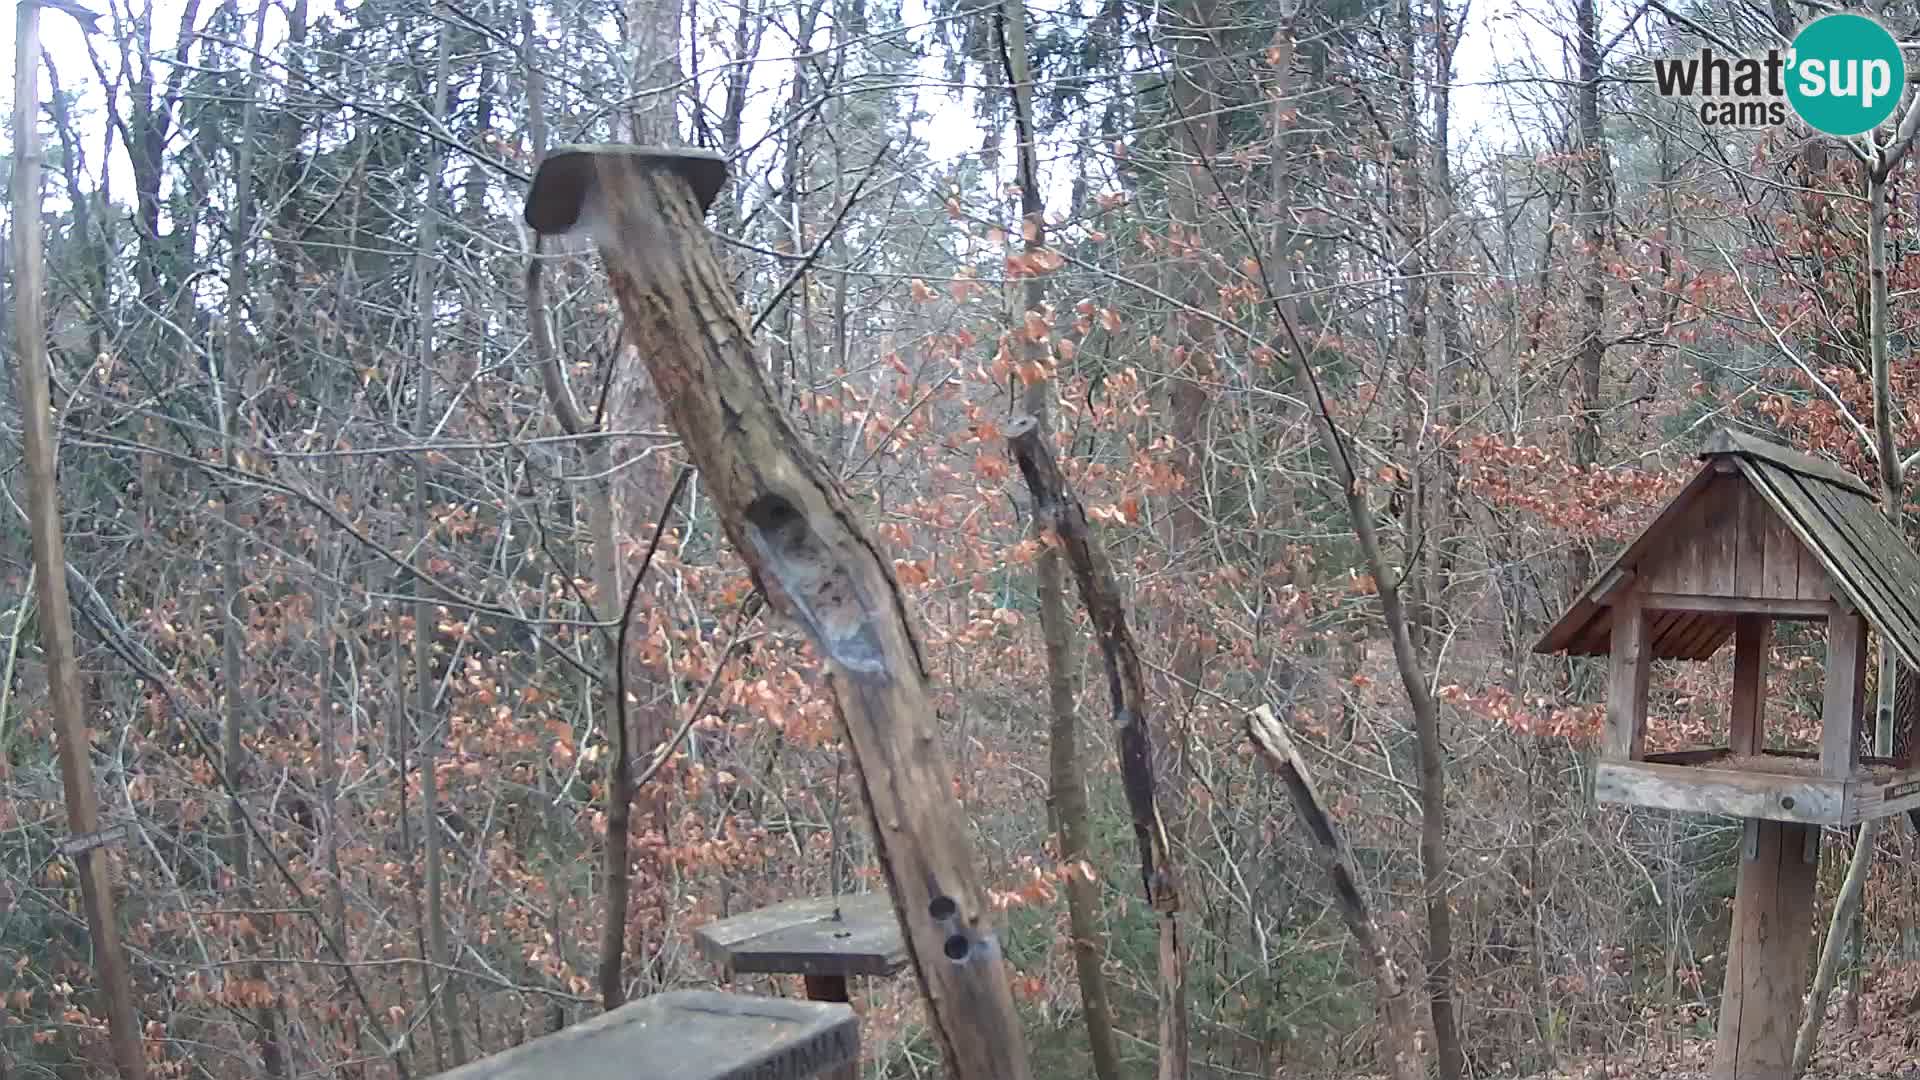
[524,148,1033,1080]
[10,4,147,1077]
[1605,597,1651,761]
[1730,615,1769,755]
[1822,611,1867,778]
[800,977,855,1080]
[1712,819,1819,1080]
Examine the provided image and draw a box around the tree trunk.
[1007,416,1186,1080]
[997,5,1121,1076]
[525,149,1035,1079]
[1794,141,1914,1077]
[10,7,148,1075]
[216,4,284,1071]
[411,20,468,1065]
[1571,0,1608,591]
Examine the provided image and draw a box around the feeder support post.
[524,147,1034,1080]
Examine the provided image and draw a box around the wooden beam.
[438,990,858,1080]
[1843,766,1920,823]
[1606,597,1652,760]
[1630,593,1832,618]
[1711,821,1820,1080]
[1730,616,1769,755]
[522,147,1032,1080]
[1595,761,1844,824]
[1822,612,1867,779]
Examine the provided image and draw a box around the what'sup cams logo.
[1653,12,1906,135]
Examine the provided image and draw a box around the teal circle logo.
[1787,13,1905,136]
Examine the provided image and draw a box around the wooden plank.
[1794,540,1834,602]
[1593,761,1844,824]
[1669,611,1731,660]
[1711,820,1820,1080]
[1644,748,1735,766]
[1733,480,1770,598]
[1821,612,1866,778]
[695,894,909,980]
[1641,747,1898,768]
[1796,476,1920,616]
[1730,616,1769,755]
[1643,479,1718,595]
[1606,598,1652,761]
[1698,476,1739,595]
[437,990,859,1080]
[1701,427,1875,496]
[1760,496,1803,601]
[1635,593,1831,618]
[1742,464,1888,646]
[1787,473,1920,670]
[1842,765,1920,824]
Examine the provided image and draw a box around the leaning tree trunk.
[523,148,1034,1080]
[1006,416,1185,1080]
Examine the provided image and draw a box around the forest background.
[4,0,1920,1076]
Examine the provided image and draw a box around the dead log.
[1004,414,1188,1072]
[521,146,1032,1080]
[1246,705,1423,1080]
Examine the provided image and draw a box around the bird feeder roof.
[1534,428,1920,670]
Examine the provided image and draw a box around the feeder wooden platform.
[1596,748,1920,825]
[433,990,857,1080]
[695,893,908,984]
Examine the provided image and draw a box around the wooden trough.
[432,990,857,1080]
[1535,428,1920,1080]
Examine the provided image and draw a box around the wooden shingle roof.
[1534,429,1920,671]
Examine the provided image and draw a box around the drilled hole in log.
[943,934,969,961]
[1781,796,1796,810]
[743,493,887,679]
[927,896,957,921]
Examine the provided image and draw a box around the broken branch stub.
[523,146,1033,1080]
[1246,705,1422,1080]
[1005,414,1176,912]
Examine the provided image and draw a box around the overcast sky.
[3,0,1580,224]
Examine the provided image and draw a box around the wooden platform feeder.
[695,894,909,1080]
[1535,428,1920,1080]
[433,990,857,1080]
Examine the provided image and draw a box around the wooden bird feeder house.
[1535,428,1920,1080]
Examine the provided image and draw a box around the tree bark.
[1571,0,1608,592]
[216,3,284,1071]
